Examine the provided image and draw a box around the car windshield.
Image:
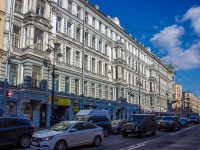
[111,120,121,125]
[129,115,145,122]
[74,115,89,121]
[161,117,174,121]
[49,121,73,131]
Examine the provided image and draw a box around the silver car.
[31,121,104,150]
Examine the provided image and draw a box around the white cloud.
[181,6,200,36]
[150,25,200,70]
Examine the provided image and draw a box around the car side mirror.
[70,128,78,132]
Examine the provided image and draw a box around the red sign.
[7,90,13,98]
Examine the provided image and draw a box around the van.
[74,109,111,137]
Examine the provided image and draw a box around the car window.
[18,119,30,125]
[102,116,109,122]
[49,121,73,131]
[73,123,83,131]
[95,116,103,122]
[82,122,96,130]
[129,115,145,122]
[0,118,4,128]
[5,118,18,127]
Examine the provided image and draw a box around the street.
[1,124,200,150]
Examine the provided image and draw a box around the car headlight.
[42,136,53,141]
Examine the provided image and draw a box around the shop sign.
[57,98,71,106]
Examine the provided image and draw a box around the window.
[54,44,61,62]
[56,17,61,32]
[111,88,113,100]
[99,40,102,52]
[54,74,59,92]
[98,61,102,75]
[65,47,70,64]
[105,63,108,77]
[32,65,42,88]
[122,88,124,98]
[84,81,87,96]
[82,122,96,129]
[111,66,113,79]
[75,51,80,67]
[85,32,88,45]
[65,76,70,94]
[12,26,20,48]
[105,86,108,99]
[115,67,118,79]
[85,12,89,23]
[77,6,81,18]
[57,0,61,6]
[75,79,79,95]
[67,22,71,36]
[34,28,43,50]
[129,74,131,83]
[36,4,44,17]
[76,27,80,41]
[0,119,4,128]
[92,36,95,48]
[92,58,95,73]
[92,17,95,28]
[15,0,22,13]
[9,64,18,87]
[84,55,88,70]
[99,85,102,98]
[105,44,108,55]
[121,68,124,80]
[99,22,102,32]
[92,83,95,97]
[68,1,72,13]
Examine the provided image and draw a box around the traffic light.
[6,90,13,98]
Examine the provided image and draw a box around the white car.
[31,121,104,150]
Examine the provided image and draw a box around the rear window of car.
[129,115,145,122]
[18,119,31,125]
[161,117,174,121]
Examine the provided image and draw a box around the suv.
[189,116,200,124]
[121,114,157,138]
[157,116,181,131]
[74,110,111,137]
[0,117,35,148]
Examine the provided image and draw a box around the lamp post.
[46,39,62,126]
[82,0,88,110]
[137,80,142,114]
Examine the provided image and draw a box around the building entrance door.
[40,104,46,127]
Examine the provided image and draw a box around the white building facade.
[0,0,175,128]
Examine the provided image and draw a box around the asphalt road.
[1,124,200,150]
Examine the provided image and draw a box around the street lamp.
[46,39,62,126]
[137,80,142,114]
[82,0,88,110]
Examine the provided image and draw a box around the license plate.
[126,130,132,132]
[32,141,38,146]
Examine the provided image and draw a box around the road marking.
[120,142,147,150]
[169,125,199,135]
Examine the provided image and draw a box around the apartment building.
[0,0,175,128]
[173,84,183,116]
[183,92,200,117]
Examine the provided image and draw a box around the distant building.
[173,84,183,116]
[183,92,200,117]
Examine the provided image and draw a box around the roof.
[169,63,174,70]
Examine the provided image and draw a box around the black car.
[74,114,111,137]
[110,119,127,134]
[189,116,200,124]
[121,114,157,138]
[0,117,35,148]
[179,117,189,127]
[158,116,181,131]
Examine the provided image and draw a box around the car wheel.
[103,128,109,137]
[19,135,31,148]
[151,128,157,135]
[93,136,101,147]
[54,140,67,150]
[122,133,128,137]
[139,129,146,138]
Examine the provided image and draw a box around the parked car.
[156,116,163,124]
[74,109,111,137]
[31,121,103,150]
[121,114,157,138]
[189,116,200,124]
[179,117,189,127]
[157,116,181,131]
[110,119,127,134]
[0,117,35,148]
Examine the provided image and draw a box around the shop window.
[7,102,17,117]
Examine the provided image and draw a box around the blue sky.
[89,0,200,97]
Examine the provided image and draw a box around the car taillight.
[30,125,35,130]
